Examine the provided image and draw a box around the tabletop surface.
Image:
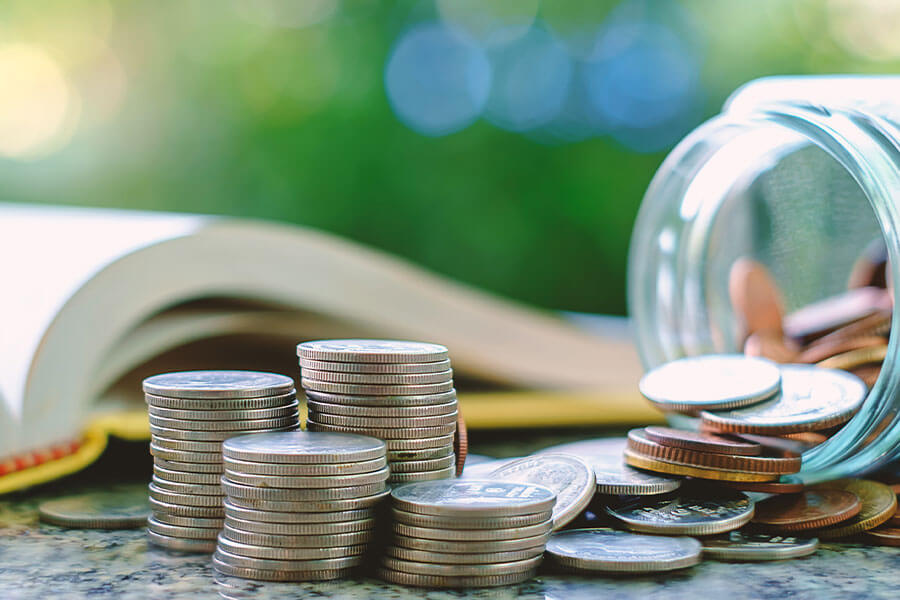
[1,430,899,600]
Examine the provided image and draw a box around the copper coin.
[887,509,900,527]
[847,238,888,289]
[784,287,891,344]
[731,434,814,455]
[817,345,887,371]
[627,429,800,475]
[728,258,785,337]
[779,432,829,445]
[810,479,897,539]
[803,309,891,350]
[864,526,900,546]
[752,489,861,531]
[796,335,887,364]
[743,332,799,364]
[718,475,805,494]
[623,449,779,483]
[454,411,468,477]
[643,426,761,456]
[851,364,881,388]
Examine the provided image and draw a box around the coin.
[217,534,366,560]
[301,369,453,385]
[148,497,224,518]
[223,455,387,476]
[301,378,454,396]
[147,529,217,553]
[393,520,552,541]
[153,466,221,485]
[455,411,468,476]
[606,486,754,535]
[784,286,891,344]
[545,528,701,573]
[728,258,785,337]
[306,400,458,418]
[143,370,295,399]
[383,555,541,577]
[485,454,595,530]
[718,475,806,494]
[38,485,150,529]
[308,411,458,429]
[223,467,389,488]
[796,335,887,364]
[803,308,892,349]
[222,524,374,548]
[150,423,297,441]
[643,426,762,456]
[539,437,682,495]
[225,516,376,535]
[149,413,299,432]
[149,444,221,463]
[623,449,778,482]
[626,429,801,474]
[810,479,897,539]
[148,402,300,421]
[147,517,220,539]
[639,354,781,412]
[752,489,861,530]
[852,364,881,387]
[214,547,363,570]
[391,508,552,529]
[862,526,900,546]
[149,483,223,506]
[305,389,458,407]
[153,457,223,474]
[387,465,456,483]
[151,475,223,496]
[152,512,223,528]
[297,340,449,363]
[817,345,888,371]
[145,391,297,411]
[387,454,455,473]
[377,567,534,588]
[305,420,456,441]
[300,358,452,373]
[392,480,556,518]
[151,436,223,453]
[743,332,800,363]
[222,431,385,464]
[212,559,352,582]
[226,489,390,513]
[221,479,385,501]
[701,365,867,434]
[388,445,454,461]
[386,545,543,565]
[223,500,374,524]
[393,532,551,553]
[701,531,819,561]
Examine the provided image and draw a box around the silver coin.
[393,520,552,541]
[300,358,451,374]
[150,443,221,463]
[146,390,297,411]
[148,402,300,421]
[383,555,541,577]
[702,531,819,561]
[606,487,754,535]
[387,454,455,473]
[538,438,681,495]
[148,483,223,507]
[392,508,552,530]
[486,454,595,530]
[222,524,374,548]
[304,419,456,439]
[639,354,782,412]
[143,370,295,399]
[376,567,535,588]
[149,413,299,432]
[297,340,449,363]
[147,529,217,553]
[306,399,458,418]
[151,511,223,529]
[301,368,453,386]
[226,489,390,513]
[305,389,457,407]
[392,480,556,518]
[458,458,519,479]
[221,478,385,501]
[545,528,702,573]
[223,499,376,522]
[302,378,454,396]
[153,466,221,485]
[216,534,366,560]
[308,411,458,429]
[386,545,544,565]
[214,547,362,571]
[700,365,868,433]
[225,516,376,535]
[147,517,220,540]
[387,465,457,483]
[223,466,390,488]
[149,423,297,441]
[222,431,385,464]
[150,436,223,453]
[153,457,223,474]
[148,497,224,518]
[383,435,456,451]
[38,484,150,529]
[223,455,387,476]
[387,445,454,462]
[151,475,223,496]
[392,532,551,553]
[212,559,352,582]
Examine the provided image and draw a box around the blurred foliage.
[1,0,899,314]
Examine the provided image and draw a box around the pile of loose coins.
[213,431,389,581]
[298,340,458,484]
[379,480,557,587]
[143,371,299,552]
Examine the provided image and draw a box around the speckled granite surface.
[2,433,900,600]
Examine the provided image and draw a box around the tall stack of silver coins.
[298,340,458,484]
[213,431,390,581]
[143,371,299,552]
[379,480,557,588]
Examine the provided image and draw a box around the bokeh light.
[384,23,490,137]
[232,0,340,29]
[436,0,540,46]
[827,0,900,61]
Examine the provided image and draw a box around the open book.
[0,203,650,490]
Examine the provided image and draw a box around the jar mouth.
[628,103,900,483]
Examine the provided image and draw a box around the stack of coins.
[379,480,556,588]
[213,431,389,581]
[298,340,458,484]
[143,371,299,553]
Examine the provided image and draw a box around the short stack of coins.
[143,371,299,553]
[379,480,556,588]
[298,340,458,484]
[213,431,389,581]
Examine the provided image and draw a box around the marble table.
[1,431,899,600]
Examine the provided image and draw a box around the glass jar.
[627,76,900,483]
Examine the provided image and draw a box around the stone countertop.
[1,432,900,600]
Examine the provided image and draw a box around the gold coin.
[810,479,897,539]
[816,345,887,371]
[623,449,778,482]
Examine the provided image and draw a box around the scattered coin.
[862,526,900,546]
[623,449,778,482]
[546,528,701,573]
[643,426,762,456]
[38,485,150,529]
[810,479,897,539]
[752,489,861,530]
[606,486,754,535]
[143,370,295,399]
[701,531,819,561]
[297,340,449,363]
